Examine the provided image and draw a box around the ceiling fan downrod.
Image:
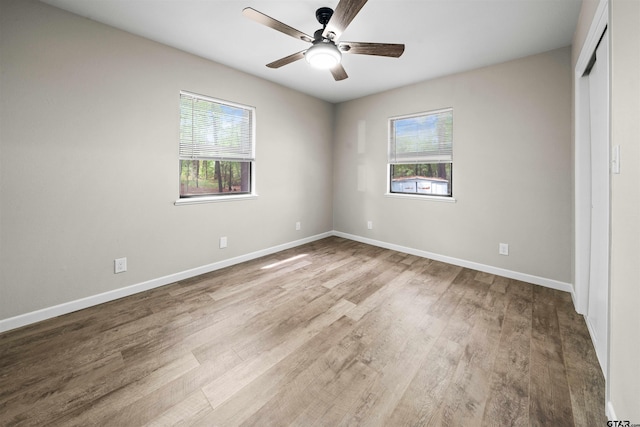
[305,6,341,69]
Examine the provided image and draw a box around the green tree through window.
[179,92,255,198]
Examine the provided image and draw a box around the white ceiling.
[40,0,582,103]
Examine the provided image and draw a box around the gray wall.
[333,47,572,284]
[609,0,640,420]
[0,0,334,320]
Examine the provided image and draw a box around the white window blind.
[179,91,255,161]
[389,108,453,163]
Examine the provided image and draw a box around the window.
[388,108,453,198]
[179,91,255,199]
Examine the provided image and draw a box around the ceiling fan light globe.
[305,43,341,69]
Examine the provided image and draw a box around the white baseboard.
[0,232,333,333]
[584,314,608,381]
[1,230,576,334]
[333,231,575,296]
[607,400,616,421]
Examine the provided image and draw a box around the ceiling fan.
[242,0,405,81]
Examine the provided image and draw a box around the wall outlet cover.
[114,257,127,273]
[499,243,509,256]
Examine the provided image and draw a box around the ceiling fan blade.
[322,0,368,40]
[330,64,348,81]
[243,8,314,43]
[266,50,307,69]
[339,42,405,58]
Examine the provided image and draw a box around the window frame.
[175,91,257,205]
[386,108,455,202]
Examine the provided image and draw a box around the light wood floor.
[0,237,606,426]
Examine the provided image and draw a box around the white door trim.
[575,0,608,316]
[573,0,610,417]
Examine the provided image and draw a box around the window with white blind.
[388,108,453,198]
[178,91,255,200]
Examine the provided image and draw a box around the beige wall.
[0,0,334,320]
[609,0,640,421]
[333,48,572,284]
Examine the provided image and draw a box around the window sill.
[384,193,457,203]
[174,194,258,205]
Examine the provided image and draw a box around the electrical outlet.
[296,221,301,231]
[367,221,373,230]
[499,243,509,256]
[114,257,127,274]
[219,236,227,249]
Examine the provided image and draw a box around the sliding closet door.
[587,28,609,372]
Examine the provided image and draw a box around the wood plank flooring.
[0,237,606,426]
